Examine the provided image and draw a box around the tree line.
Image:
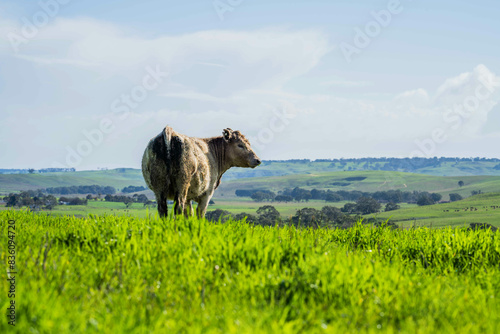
[38,184,147,195]
[237,187,449,205]
[2,191,153,210]
[2,191,83,210]
[205,203,397,229]
[266,157,500,173]
[42,185,116,195]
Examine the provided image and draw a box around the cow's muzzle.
[251,159,262,168]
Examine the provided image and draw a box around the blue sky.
[1,0,500,169]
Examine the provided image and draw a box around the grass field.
[1,210,499,333]
[3,192,500,229]
[0,198,358,218]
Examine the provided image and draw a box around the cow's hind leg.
[156,191,168,218]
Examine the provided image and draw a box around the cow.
[142,126,261,218]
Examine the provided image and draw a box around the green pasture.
[1,210,499,333]
[3,192,500,229]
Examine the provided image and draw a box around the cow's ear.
[223,128,233,142]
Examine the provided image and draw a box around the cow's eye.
[238,144,245,149]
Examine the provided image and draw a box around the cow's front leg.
[184,200,194,217]
[196,194,212,219]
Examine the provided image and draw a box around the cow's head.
[223,128,261,168]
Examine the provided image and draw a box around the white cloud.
[321,80,372,88]
[1,16,500,168]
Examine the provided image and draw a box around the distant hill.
[0,168,145,194]
[214,170,500,201]
[222,158,500,180]
[2,158,500,196]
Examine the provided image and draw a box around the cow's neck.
[208,137,232,179]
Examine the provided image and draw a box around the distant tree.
[302,192,312,202]
[233,212,257,224]
[44,195,57,210]
[458,180,464,187]
[251,191,267,202]
[28,168,35,174]
[136,194,149,203]
[209,199,215,205]
[355,196,381,215]
[32,196,43,207]
[321,206,344,224]
[449,193,463,202]
[235,189,254,197]
[292,208,321,227]
[311,189,326,200]
[122,185,147,193]
[21,195,34,207]
[430,193,442,203]
[291,187,311,202]
[3,193,21,207]
[417,194,434,206]
[385,202,400,212]
[274,195,293,202]
[123,198,134,208]
[325,193,343,202]
[143,200,156,208]
[341,203,358,214]
[256,205,280,226]
[86,194,93,200]
[59,196,87,205]
[471,190,482,196]
[205,209,232,223]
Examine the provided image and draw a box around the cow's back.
[142,127,211,200]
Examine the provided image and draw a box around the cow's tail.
[163,125,173,161]
[150,125,182,185]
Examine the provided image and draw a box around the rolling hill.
[0,168,146,194]
[2,160,500,200]
[214,170,500,201]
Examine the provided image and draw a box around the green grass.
[0,200,153,219]
[1,210,499,333]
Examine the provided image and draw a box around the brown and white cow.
[142,126,261,218]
